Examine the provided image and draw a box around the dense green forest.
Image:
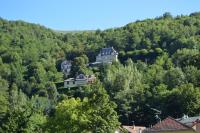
[1,12,200,132]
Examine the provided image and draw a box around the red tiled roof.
[148,117,193,132]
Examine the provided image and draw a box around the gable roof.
[61,60,72,66]
[177,116,200,126]
[146,117,193,132]
[100,47,118,55]
[76,74,86,79]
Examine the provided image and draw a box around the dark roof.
[145,117,193,132]
[61,60,71,66]
[76,74,86,79]
[100,47,118,55]
[177,116,200,126]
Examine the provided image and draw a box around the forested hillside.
[1,12,200,132]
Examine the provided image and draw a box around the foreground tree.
[45,83,120,132]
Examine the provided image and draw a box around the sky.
[1,0,200,31]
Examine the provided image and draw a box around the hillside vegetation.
[1,12,200,132]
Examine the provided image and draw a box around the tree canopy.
[1,12,200,131]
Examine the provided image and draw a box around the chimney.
[182,114,189,120]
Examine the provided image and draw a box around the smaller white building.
[61,60,72,76]
[64,74,96,88]
[96,47,118,63]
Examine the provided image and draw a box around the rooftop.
[61,60,72,65]
[100,47,118,56]
[177,115,200,126]
[64,78,74,81]
[145,117,193,132]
